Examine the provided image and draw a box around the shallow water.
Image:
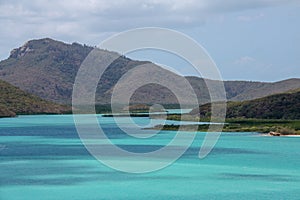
[1,115,300,199]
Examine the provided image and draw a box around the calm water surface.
[1,115,300,200]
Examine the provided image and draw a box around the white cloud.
[0,0,299,59]
[237,13,265,22]
[234,56,256,65]
[1,0,298,31]
[233,56,273,72]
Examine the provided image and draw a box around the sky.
[0,0,299,81]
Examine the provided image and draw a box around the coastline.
[2,113,300,137]
[261,133,300,137]
[147,116,300,136]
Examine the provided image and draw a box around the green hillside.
[159,90,300,135]
[0,79,70,117]
[192,90,300,120]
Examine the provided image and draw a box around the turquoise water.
[1,115,300,199]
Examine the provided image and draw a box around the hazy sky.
[0,0,299,81]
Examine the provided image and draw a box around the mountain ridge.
[0,38,299,105]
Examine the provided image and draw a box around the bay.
[1,115,300,200]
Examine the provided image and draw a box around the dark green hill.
[192,90,300,119]
[0,79,70,117]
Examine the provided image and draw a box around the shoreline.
[147,118,300,136]
[261,133,300,137]
[1,113,299,136]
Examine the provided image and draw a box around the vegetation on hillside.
[190,91,300,120]
[0,80,70,117]
[150,90,300,135]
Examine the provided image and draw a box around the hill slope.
[192,90,300,119]
[0,79,70,117]
[0,38,299,105]
[225,78,300,101]
[0,38,162,104]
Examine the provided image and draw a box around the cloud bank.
[1,0,298,39]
